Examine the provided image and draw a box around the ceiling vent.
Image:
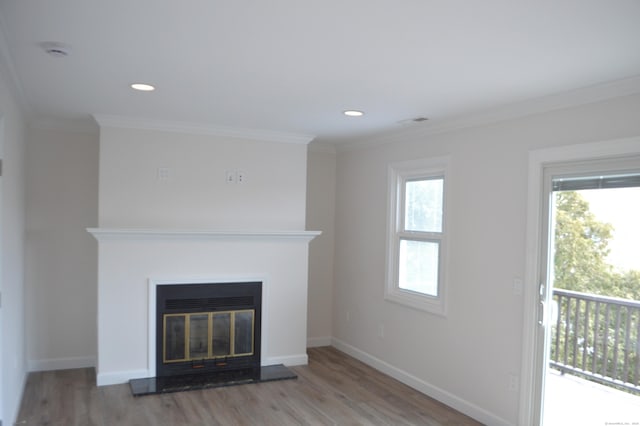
[398,116,429,125]
[39,42,72,58]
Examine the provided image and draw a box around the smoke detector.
[39,42,72,58]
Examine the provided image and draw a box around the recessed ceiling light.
[343,110,364,117]
[130,83,156,92]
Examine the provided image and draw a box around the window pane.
[399,239,439,296]
[405,178,443,232]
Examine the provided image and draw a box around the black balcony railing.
[550,288,640,394]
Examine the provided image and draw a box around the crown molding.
[337,75,640,152]
[92,114,316,145]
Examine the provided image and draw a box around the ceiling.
[1,0,639,144]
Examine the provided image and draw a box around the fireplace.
[88,228,319,390]
[129,279,297,396]
[156,281,262,377]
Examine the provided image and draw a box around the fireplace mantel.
[87,228,321,241]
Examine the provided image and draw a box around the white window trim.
[385,156,450,316]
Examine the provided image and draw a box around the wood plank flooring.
[17,346,482,425]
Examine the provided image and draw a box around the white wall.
[94,125,315,385]
[0,57,27,425]
[306,144,336,346]
[331,94,640,425]
[24,125,99,371]
[98,126,307,230]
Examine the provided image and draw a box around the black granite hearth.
[129,364,297,396]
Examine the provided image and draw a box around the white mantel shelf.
[87,228,321,241]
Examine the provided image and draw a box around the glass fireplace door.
[163,310,255,364]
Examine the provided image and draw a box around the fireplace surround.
[88,228,320,388]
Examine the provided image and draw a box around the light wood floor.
[17,346,482,425]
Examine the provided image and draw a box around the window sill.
[384,287,447,316]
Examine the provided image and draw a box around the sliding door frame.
[519,136,640,425]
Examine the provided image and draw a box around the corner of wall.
[0,77,28,426]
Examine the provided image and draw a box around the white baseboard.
[307,336,332,348]
[28,356,96,372]
[331,338,511,426]
[97,369,150,386]
[263,353,308,366]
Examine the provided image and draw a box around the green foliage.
[551,190,640,393]
[553,191,614,294]
[553,191,639,297]
[608,270,640,301]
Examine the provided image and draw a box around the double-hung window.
[386,157,449,315]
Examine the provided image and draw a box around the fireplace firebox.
[156,282,262,377]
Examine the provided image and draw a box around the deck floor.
[544,368,640,425]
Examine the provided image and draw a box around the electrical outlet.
[237,170,245,183]
[508,373,519,392]
[225,170,236,184]
[157,167,170,181]
[513,278,523,295]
